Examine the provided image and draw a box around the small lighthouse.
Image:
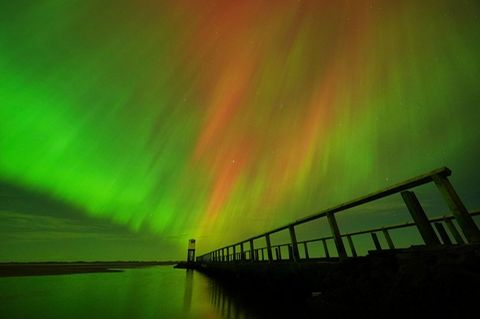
[187,239,196,263]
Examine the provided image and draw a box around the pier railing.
[196,167,480,263]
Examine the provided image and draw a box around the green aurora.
[1,0,480,260]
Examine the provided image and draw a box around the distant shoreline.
[0,261,180,277]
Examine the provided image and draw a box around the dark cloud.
[0,180,180,261]
[0,180,103,221]
[0,180,144,238]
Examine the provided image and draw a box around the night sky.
[1,0,480,261]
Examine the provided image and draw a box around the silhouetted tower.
[187,239,196,263]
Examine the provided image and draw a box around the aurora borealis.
[1,0,480,260]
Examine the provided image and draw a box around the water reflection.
[183,270,194,313]
[209,280,244,319]
[0,266,293,319]
[0,266,227,319]
[203,271,313,319]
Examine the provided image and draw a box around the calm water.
[0,266,256,319]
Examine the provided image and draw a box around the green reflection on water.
[0,266,246,319]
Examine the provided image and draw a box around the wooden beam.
[265,234,273,261]
[303,242,310,260]
[382,228,395,249]
[322,239,330,258]
[401,191,441,246]
[371,233,382,251]
[435,222,452,245]
[327,212,347,259]
[347,235,357,257]
[433,174,480,243]
[249,239,255,261]
[443,216,465,244]
[289,225,300,261]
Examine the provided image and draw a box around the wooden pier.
[177,167,480,316]
[195,167,479,264]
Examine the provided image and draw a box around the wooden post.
[322,239,330,258]
[401,191,441,246]
[432,174,480,243]
[327,212,347,259]
[261,248,265,261]
[382,228,395,249]
[287,245,293,261]
[232,245,236,261]
[371,232,382,250]
[432,175,480,243]
[435,222,452,245]
[276,247,282,260]
[265,234,273,261]
[443,217,465,244]
[240,242,245,261]
[346,235,357,257]
[303,242,310,260]
[250,239,255,261]
[289,225,300,261]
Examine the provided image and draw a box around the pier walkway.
[195,167,480,264]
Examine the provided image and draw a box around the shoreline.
[0,261,178,277]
